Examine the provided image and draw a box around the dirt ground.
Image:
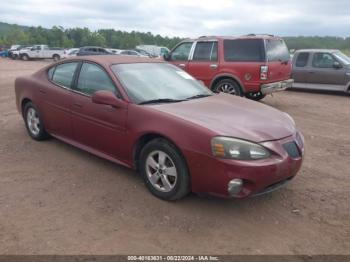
[0,58,349,255]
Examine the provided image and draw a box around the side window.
[295,52,309,67]
[312,53,336,68]
[224,39,265,62]
[170,42,193,61]
[192,41,218,61]
[48,66,55,80]
[52,62,78,88]
[76,63,116,95]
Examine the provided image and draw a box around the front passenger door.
[308,52,346,87]
[71,62,128,160]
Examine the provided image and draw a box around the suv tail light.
[260,65,268,80]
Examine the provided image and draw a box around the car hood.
[150,93,296,142]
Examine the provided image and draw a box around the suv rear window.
[266,39,290,62]
[224,39,265,62]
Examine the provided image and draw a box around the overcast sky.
[1,0,349,37]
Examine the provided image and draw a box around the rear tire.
[23,102,49,141]
[246,91,266,101]
[213,79,242,96]
[139,138,190,200]
[53,54,60,62]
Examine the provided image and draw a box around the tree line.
[0,24,183,50]
[0,22,349,54]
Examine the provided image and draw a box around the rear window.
[266,39,290,62]
[295,52,309,67]
[224,39,265,62]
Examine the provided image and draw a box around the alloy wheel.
[217,83,237,95]
[26,107,40,136]
[145,150,177,192]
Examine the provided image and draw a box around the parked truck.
[19,45,66,61]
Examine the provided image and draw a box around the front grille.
[283,141,300,159]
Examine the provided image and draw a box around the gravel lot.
[0,59,349,255]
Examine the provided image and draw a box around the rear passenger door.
[187,41,219,87]
[292,52,310,83]
[168,42,193,71]
[70,62,128,159]
[40,62,79,139]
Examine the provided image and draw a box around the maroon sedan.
[15,56,304,200]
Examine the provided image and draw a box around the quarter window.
[295,53,309,67]
[76,63,116,95]
[170,42,193,61]
[312,53,336,68]
[193,42,218,61]
[51,62,79,88]
[224,39,265,62]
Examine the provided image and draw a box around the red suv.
[164,34,293,100]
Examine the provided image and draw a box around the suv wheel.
[23,102,49,141]
[213,79,242,96]
[140,138,190,201]
[246,91,266,101]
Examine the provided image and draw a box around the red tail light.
[260,65,268,80]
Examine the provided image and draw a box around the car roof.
[62,55,163,67]
[80,46,105,49]
[295,49,340,53]
[183,34,282,42]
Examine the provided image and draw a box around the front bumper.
[261,79,294,95]
[185,131,304,198]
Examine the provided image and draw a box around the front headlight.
[211,137,271,160]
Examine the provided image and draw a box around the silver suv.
[292,49,350,93]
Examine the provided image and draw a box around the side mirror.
[92,90,126,108]
[333,61,342,69]
[163,53,170,61]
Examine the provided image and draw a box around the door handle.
[39,88,46,94]
[210,64,218,69]
[73,102,82,108]
[178,64,186,68]
[309,71,315,74]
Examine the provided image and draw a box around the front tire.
[53,54,60,61]
[21,54,29,61]
[213,79,242,96]
[23,102,49,141]
[139,138,190,200]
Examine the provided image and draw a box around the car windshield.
[112,63,212,104]
[333,51,350,65]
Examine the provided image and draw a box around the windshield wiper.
[138,98,185,105]
[186,94,212,100]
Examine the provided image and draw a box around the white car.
[20,45,67,61]
[107,48,122,54]
[118,49,149,57]
[66,48,79,57]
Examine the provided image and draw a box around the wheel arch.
[21,98,32,117]
[210,73,246,93]
[133,133,189,172]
